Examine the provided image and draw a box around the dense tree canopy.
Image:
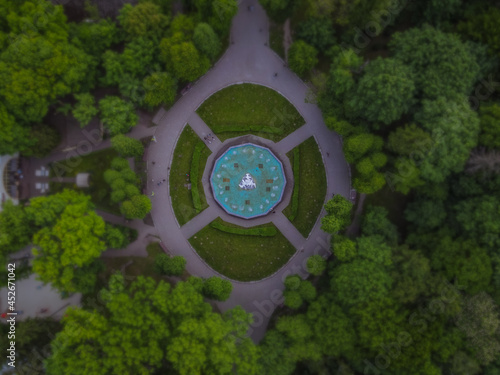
[46,275,260,375]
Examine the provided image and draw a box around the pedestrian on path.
[151,191,155,197]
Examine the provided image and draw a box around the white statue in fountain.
[239,173,256,190]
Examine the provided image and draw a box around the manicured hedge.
[211,124,284,134]
[191,142,205,212]
[210,220,278,236]
[288,147,300,220]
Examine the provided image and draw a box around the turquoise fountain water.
[210,143,286,219]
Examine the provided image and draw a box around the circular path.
[148,0,350,342]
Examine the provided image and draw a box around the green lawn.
[282,137,327,237]
[197,84,305,140]
[170,125,210,226]
[189,219,296,281]
[49,148,121,214]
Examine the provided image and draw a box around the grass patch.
[197,83,305,141]
[189,219,296,281]
[269,21,285,58]
[282,137,327,237]
[170,125,210,226]
[49,148,121,214]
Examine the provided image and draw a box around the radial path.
[148,0,350,341]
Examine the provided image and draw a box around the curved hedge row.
[211,124,284,134]
[288,147,300,220]
[190,142,205,212]
[210,219,278,236]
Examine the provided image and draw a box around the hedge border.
[210,219,278,237]
[211,124,284,134]
[191,141,205,212]
[288,147,300,220]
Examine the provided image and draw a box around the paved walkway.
[147,0,350,342]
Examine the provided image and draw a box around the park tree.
[0,1,92,124]
[283,275,317,309]
[118,2,169,41]
[387,123,433,156]
[306,255,327,276]
[28,125,61,158]
[99,96,138,136]
[390,25,480,100]
[121,194,152,220]
[458,6,500,58]
[259,330,297,375]
[202,276,233,301]
[414,96,480,183]
[0,200,33,257]
[143,72,178,109]
[111,134,144,158]
[46,275,260,375]
[207,0,239,35]
[296,18,335,51]
[405,198,447,232]
[69,19,120,59]
[321,195,353,234]
[330,259,393,306]
[155,254,186,276]
[193,23,221,61]
[31,193,107,293]
[478,103,500,149]
[356,235,393,266]
[104,224,132,249]
[430,236,492,295]
[288,40,318,78]
[346,57,416,125]
[454,195,500,249]
[332,235,357,262]
[259,0,297,22]
[415,0,462,25]
[305,296,356,358]
[170,14,196,36]
[0,103,34,155]
[361,205,398,245]
[72,93,98,127]
[165,41,210,82]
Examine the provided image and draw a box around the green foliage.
[0,103,33,155]
[72,93,98,127]
[431,236,492,295]
[296,18,335,50]
[390,25,480,100]
[28,125,61,158]
[193,23,221,61]
[361,205,398,245]
[454,195,500,249]
[287,147,300,220]
[415,96,480,183]
[203,276,233,301]
[69,19,119,59]
[284,275,301,290]
[31,191,107,293]
[330,259,393,306]
[346,58,416,125]
[405,198,447,231]
[357,235,393,266]
[121,194,152,220]
[160,37,210,81]
[143,72,177,109]
[387,123,433,156]
[283,290,303,309]
[104,224,132,249]
[306,255,327,276]
[111,134,144,158]
[118,2,169,41]
[478,103,500,149]
[332,236,357,262]
[321,195,353,233]
[210,220,277,236]
[343,133,383,164]
[415,0,462,25]
[0,200,33,258]
[99,96,138,136]
[283,275,317,309]
[288,40,318,77]
[259,0,297,22]
[458,7,500,57]
[155,254,186,276]
[207,0,238,35]
[46,276,259,374]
